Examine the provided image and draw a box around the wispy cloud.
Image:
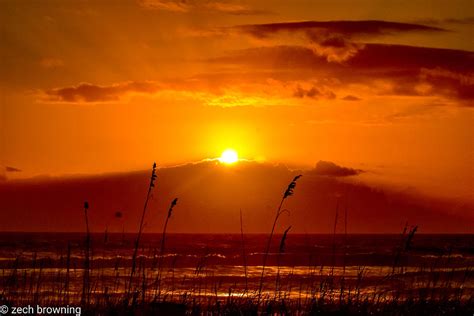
[41,81,162,103]
[309,160,363,177]
[293,85,336,100]
[235,20,445,38]
[138,0,271,15]
[227,20,447,62]
[341,95,361,101]
[39,76,339,105]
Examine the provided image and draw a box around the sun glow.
[219,149,239,164]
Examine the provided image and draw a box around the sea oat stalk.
[155,197,178,299]
[275,226,291,299]
[240,209,248,295]
[82,201,91,304]
[127,162,157,297]
[258,175,302,300]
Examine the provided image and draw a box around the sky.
[0,0,473,232]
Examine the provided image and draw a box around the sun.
[219,149,239,164]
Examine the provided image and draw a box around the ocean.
[1,233,473,305]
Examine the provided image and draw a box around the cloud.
[310,161,363,177]
[138,0,190,12]
[138,0,270,15]
[190,20,445,62]
[5,166,21,172]
[235,20,445,38]
[39,79,289,105]
[231,20,446,62]
[0,166,21,181]
[293,85,336,99]
[210,20,473,102]
[420,67,474,101]
[348,44,472,73]
[341,95,361,101]
[349,44,474,103]
[209,44,474,104]
[38,75,339,106]
[42,81,162,103]
[42,41,473,106]
[416,17,474,26]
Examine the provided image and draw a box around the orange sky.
[1,0,473,206]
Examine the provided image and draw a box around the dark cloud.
[218,43,473,73]
[420,67,474,101]
[230,20,446,63]
[293,85,336,99]
[5,166,21,172]
[348,44,473,73]
[42,81,162,103]
[205,19,472,103]
[347,44,474,103]
[236,20,445,38]
[309,161,363,177]
[210,44,474,104]
[341,95,361,101]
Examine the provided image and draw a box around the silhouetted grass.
[155,197,178,299]
[258,175,302,300]
[82,201,91,305]
[127,162,157,298]
[0,235,472,315]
